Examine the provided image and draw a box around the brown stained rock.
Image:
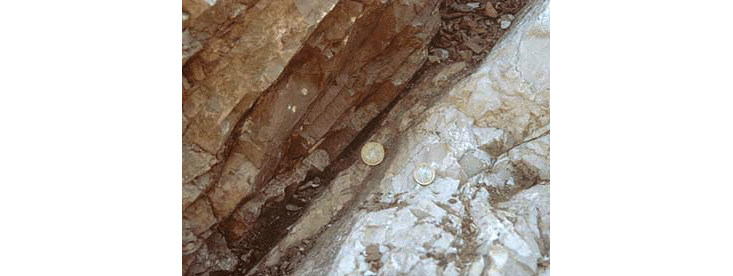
[182,0,340,154]
[182,144,217,184]
[207,152,257,218]
[219,0,442,244]
[183,198,218,255]
[244,20,495,275]
[221,196,264,242]
[225,0,536,274]
[181,1,338,254]
[253,57,484,276]
[459,49,473,61]
[183,171,214,209]
[182,0,212,25]
[183,198,217,235]
[365,244,382,272]
[484,1,500,18]
[312,1,440,157]
[182,0,535,275]
[185,232,240,276]
[464,36,485,54]
[183,254,196,275]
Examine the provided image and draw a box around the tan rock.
[484,2,499,18]
[182,197,217,255]
[207,153,257,218]
[182,144,216,184]
[182,171,213,209]
[183,197,217,236]
[182,0,340,154]
[182,0,212,24]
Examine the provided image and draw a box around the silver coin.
[414,163,435,185]
[361,142,385,166]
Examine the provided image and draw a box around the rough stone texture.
[182,0,341,273]
[182,144,217,185]
[250,0,550,275]
[183,0,213,27]
[182,0,452,274]
[184,232,240,276]
[219,0,443,245]
[183,197,218,254]
[182,0,340,154]
[182,0,547,274]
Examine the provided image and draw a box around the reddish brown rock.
[220,0,442,243]
[178,0,529,274]
[182,0,340,155]
[182,0,339,261]
[182,197,217,254]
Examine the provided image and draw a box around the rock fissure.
[183,0,544,275]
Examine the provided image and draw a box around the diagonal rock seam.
[276,0,548,275]
[184,0,447,270]
[183,0,542,275]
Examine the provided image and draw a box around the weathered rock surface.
[182,0,547,275]
[246,0,550,275]
[221,0,443,246]
[182,0,456,274]
[183,0,341,272]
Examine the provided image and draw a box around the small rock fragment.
[430,48,450,60]
[297,183,311,192]
[458,50,473,61]
[471,26,488,34]
[365,244,382,272]
[500,14,515,29]
[285,204,301,211]
[450,3,474,12]
[484,2,499,18]
[409,208,432,220]
[464,37,485,54]
[365,244,381,261]
[459,16,476,30]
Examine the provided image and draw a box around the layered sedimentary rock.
[183,0,342,256]
[182,0,547,275]
[248,0,549,275]
[183,0,450,273]
[219,0,443,247]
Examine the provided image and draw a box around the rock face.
[183,0,341,261]
[182,0,547,275]
[249,0,550,275]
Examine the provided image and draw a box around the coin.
[360,142,385,166]
[414,163,435,185]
